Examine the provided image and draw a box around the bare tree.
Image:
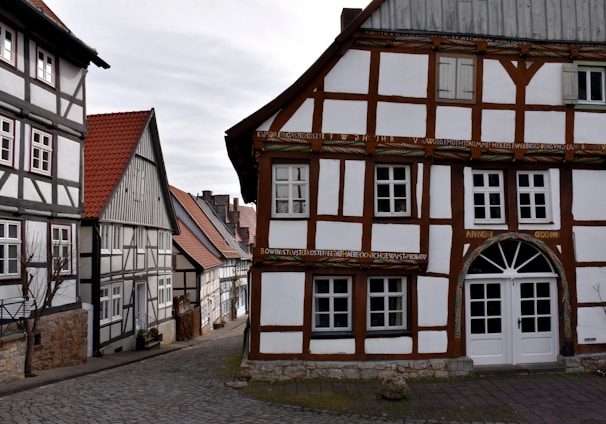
[19,250,69,377]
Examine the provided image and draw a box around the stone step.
[472,362,567,377]
[144,340,161,350]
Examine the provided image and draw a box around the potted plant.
[149,327,162,342]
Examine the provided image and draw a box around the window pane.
[473,193,485,206]
[521,300,535,315]
[487,173,501,187]
[388,312,402,326]
[376,167,389,180]
[393,167,407,180]
[518,173,530,187]
[520,207,531,219]
[519,193,530,205]
[388,296,402,310]
[388,278,402,292]
[334,313,348,327]
[487,318,501,333]
[470,318,485,334]
[472,173,484,187]
[533,174,545,187]
[315,280,329,294]
[369,279,383,293]
[470,284,484,299]
[590,71,603,101]
[333,279,349,293]
[370,297,384,311]
[579,71,588,100]
[315,314,329,328]
[370,312,384,327]
[470,301,484,316]
[377,184,390,197]
[315,298,329,312]
[333,297,348,312]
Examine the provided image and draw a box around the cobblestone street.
[2,318,606,423]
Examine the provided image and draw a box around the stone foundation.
[559,353,606,374]
[240,357,474,381]
[32,308,88,371]
[0,333,26,384]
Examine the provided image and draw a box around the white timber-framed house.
[226,0,606,380]
[171,186,251,334]
[0,0,108,381]
[80,109,178,356]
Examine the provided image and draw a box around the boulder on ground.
[379,371,409,400]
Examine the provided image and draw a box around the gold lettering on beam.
[534,231,560,239]
[466,230,494,238]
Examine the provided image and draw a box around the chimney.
[341,8,362,31]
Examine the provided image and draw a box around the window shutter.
[562,63,578,104]
[457,57,475,100]
[438,56,456,99]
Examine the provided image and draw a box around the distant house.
[0,0,107,382]
[170,186,251,334]
[227,0,606,380]
[80,110,178,356]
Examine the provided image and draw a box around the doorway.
[465,240,559,365]
[135,282,147,331]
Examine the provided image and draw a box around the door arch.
[454,233,572,365]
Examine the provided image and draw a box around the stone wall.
[32,308,88,371]
[240,357,473,382]
[0,334,26,384]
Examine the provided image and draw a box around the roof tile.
[173,219,222,268]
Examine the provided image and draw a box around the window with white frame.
[133,164,145,202]
[100,286,110,323]
[517,171,551,223]
[136,227,146,252]
[0,115,14,167]
[578,66,605,104]
[312,276,352,332]
[37,47,54,86]
[112,225,122,253]
[111,284,123,321]
[0,23,15,65]
[31,128,52,176]
[367,277,407,331]
[272,164,309,217]
[375,165,411,216]
[472,170,505,223]
[158,230,171,253]
[101,224,122,253]
[158,277,173,308]
[51,224,71,274]
[0,220,20,278]
[437,54,475,101]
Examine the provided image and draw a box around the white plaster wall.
[0,68,24,99]
[435,106,471,140]
[309,338,356,354]
[576,267,606,303]
[25,220,47,262]
[574,226,606,262]
[316,221,362,250]
[256,112,279,131]
[58,59,83,100]
[481,109,515,142]
[574,112,606,144]
[260,272,305,326]
[61,100,84,125]
[55,278,77,306]
[482,59,516,104]
[416,163,423,217]
[281,99,314,132]
[417,276,449,326]
[0,173,18,198]
[343,160,365,216]
[429,165,451,219]
[577,307,606,344]
[0,285,23,301]
[30,84,57,113]
[317,159,340,216]
[322,100,367,134]
[57,137,81,183]
[56,186,71,207]
[376,102,426,137]
[268,220,308,249]
[378,52,428,97]
[427,226,452,274]
[259,332,303,354]
[365,336,413,354]
[463,167,508,230]
[418,330,448,353]
[371,224,420,252]
[524,111,566,144]
[526,63,563,105]
[572,170,606,221]
[324,50,370,94]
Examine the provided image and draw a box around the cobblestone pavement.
[1,318,606,423]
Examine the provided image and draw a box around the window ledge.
[310,331,354,339]
[366,330,411,338]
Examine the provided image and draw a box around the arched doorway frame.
[455,232,572,342]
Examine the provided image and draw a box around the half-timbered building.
[80,110,178,356]
[0,0,107,380]
[171,186,251,333]
[226,0,606,379]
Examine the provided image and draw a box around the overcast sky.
[44,0,371,203]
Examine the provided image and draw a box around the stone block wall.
[32,308,88,371]
[0,334,26,384]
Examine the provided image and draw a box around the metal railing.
[0,296,31,338]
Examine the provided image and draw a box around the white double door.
[465,276,558,366]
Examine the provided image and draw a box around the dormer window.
[37,47,55,86]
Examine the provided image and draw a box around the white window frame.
[51,224,71,274]
[158,230,171,254]
[375,164,411,217]
[517,171,551,223]
[111,283,123,321]
[367,277,407,331]
[100,286,110,324]
[0,220,20,278]
[578,66,606,105]
[37,47,54,86]
[312,276,352,332]
[0,115,14,167]
[0,23,15,65]
[271,164,309,218]
[437,54,476,101]
[158,277,173,308]
[136,227,146,253]
[30,128,52,176]
[472,170,505,224]
[101,224,122,253]
[112,225,122,253]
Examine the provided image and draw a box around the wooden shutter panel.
[456,57,475,100]
[438,56,456,99]
[562,63,578,104]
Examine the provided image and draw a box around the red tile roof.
[173,219,222,269]
[233,203,256,244]
[170,186,242,259]
[84,111,151,218]
[27,0,69,31]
